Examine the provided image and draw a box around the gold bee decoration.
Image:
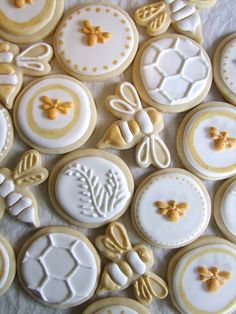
[81,20,112,46]
[40,96,74,120]
[197,266,232,293]
[209,127,236,151]
[15,0,33,8]
[155,200,189,222]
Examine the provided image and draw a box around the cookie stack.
[0,1,236,313]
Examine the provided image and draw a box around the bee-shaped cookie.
[0,39,53,109]
[0,150,48,227]
[95,222,168,305]
[98,82,171,169]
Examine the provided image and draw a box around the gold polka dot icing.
[54,3,139,82]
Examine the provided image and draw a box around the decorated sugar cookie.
[214,33,236,106]
[0,0,64,44]
[13,75,97,154]
[98,82,171,168]
[0,104,13,164]
[0,40,53,109]
[177,102,236,180]
[83,297,150,314]
[133,34,212,113]
[17,226,100,308]
[214,176,236,243]
[49,149,134,228]
[168,237,236,314]
[95,222,168,305]
[0,150,48,227]
[54,3,139,82]
[134,0,203,43]
[0,234,16,297]
[131,168,211,249]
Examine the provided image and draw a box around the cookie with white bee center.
[0,104,13,164]
[0,0,64,44]
[49,149,134,228]
[177,102,236,180]
[133,34,212,113]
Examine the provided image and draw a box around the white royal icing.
[56,4,136,77]
[0,241,10,290]
[127,251,146,275]
[140,36,211,106]
[0,73,18,85]
[183,105,236,179]
[0,51,14,63]
[133,171,209,248]
[55,156,131,225]
[21,232,98,306]
[172,243,236,314]
[0,107,12,159]
[17,76,93,150]
[108,263,128,286]
[221,181,236,236]
[95,306,137,314]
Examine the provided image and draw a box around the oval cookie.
[131,168,211,249]
[177,102,236,180]
[54,2,139,81]
[17,226,100,308]
[13,75,97,154]
[214,176,236,243]
[0,104,13,163]
[49,149,134,228]
[83,297,150,314]
[0,234,15,297]
[168,237,236,314]
[0,0,64,44]
[133,34,212,113]
[214,33,236,106]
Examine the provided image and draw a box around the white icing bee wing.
[136,135,170,168]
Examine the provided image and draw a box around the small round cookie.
[0,104,13,163]
[214,176,236,243]
[131,168,211,249]
[0,0,64,44]
[17,226,100,308]
[83,297,150,314]
[133,34,212,113]
[214,33,236,106]
[49,149,134,228]
[0,233,16,297]
[13,75,97,154]
[54,2,139,82]
[177,102,236,180]
[168,237,236,314]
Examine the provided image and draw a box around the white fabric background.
[0,0,236,313]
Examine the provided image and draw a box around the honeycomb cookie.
[131,168,211,249]
[83,297,150,314]
[0,233,16,297]
[168,237,236,314]
[133,34,212,113]
[0,0,64,44]
[17,226,101,308]
[0,104,13,164]
[177,102,236,180]
[13,75,97,154]
[49,149,134,228]
[54,2,139,82]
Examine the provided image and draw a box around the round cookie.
[131,168,211,249]
[168,237,236,314]
[54,2,139,82]
[133,34,212,113]
[17,226,100,308]
[13,75,97,154]
[214,33,236,106]
[0,233,15,297]
[49,149,134,228]
[0,0,64,44]
[214,176,236,243]
[83,297,150,314]
[177,102,236,180]
[0,104,13,163]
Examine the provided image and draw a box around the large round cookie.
[54,2,139,81]
[131,168,211,249]
[177,102,236,180]
[168,237,236,314]
[0,104,13,163]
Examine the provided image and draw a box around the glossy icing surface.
[221,181,236,236]
[0,106,12,160]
